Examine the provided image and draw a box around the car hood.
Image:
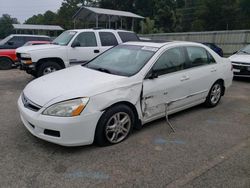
[229,54,250,64]
[16,44,61,53]
[23,66,127,106]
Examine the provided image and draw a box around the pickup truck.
[17,29,139,77]
[0,35,50,70]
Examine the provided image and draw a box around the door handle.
[180,76,190,81]
[211,68,217,72]
[94,49,100,53]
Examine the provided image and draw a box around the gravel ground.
[0,69,249,188]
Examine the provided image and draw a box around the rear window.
[118,32,139,42]
[24,36,50,42]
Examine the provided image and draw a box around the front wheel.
[37,61,62,77]
[0,57,13,70]
[205,82,223,107]
[95,104,135,146]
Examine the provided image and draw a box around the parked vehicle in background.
[16,29,140,77]
[0,41,51,70]
[23,41,51,46]
[229,45,250,77]
[203,43,223,57]
[0,34,50,49]
[18,41,233,147]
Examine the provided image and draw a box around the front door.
[142,47,191,122]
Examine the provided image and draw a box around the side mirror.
[71,41,80,48]
[147,70,158,80]
[7,41,14,46]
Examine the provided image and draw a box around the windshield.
[52,31,77,46]
[237,45,250,54]
[0,35,12,45]
[85,45,158,77]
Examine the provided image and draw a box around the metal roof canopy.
[12,24,64,31]
[73,6,144,30]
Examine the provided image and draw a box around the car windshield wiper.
[239,50,250,54]
[96,68,112,74]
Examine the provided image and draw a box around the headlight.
[42,98,89,117]
[21,53,31,58]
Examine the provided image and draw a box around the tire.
[205,81,223,107]
[0,57,13,70]
[37,61,62,77]
[95,104,135,146]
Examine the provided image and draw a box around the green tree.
[0,14,19,38]
[25,11,56,25]
[192,0,239,31]
[140,17,158,34]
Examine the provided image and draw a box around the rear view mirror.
[71,41,81,48]
[147,71,158,80]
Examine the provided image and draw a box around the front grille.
[22,94,42,112]
[16,53,21,59]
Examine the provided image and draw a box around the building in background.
[12,24,64,37]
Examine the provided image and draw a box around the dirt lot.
[0,69,250,188]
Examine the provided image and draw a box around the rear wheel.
[0,57,13,70]
[205,81,223,107]
[37,61,62,77]
[95,104,135,146]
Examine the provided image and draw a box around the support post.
[132,18,135,31]
[73,18,76,29]
[120,17,123,29]
[96,14,99,28]
[108,15,111,29]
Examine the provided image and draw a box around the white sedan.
[229,45,250,77]
[18,41,233,146]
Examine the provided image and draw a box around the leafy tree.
[0,14,19,38]
[140,17,158,34]
[195,0,239,31]
[25,11,56,25]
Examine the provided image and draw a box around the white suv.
[16,29,139,77]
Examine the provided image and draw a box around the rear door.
[183,46,219,102]
[142,47,191,121]
[98,32,119,54]
[68,31,99,65]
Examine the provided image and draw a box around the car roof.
[123,41,204,48]
[9,34,50,38]
[67,29,135,33]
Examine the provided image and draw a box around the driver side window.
[152,47,186,76]
[73,32,97,47]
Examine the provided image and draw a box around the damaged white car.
[18,41,233,146]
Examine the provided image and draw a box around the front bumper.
[18,96,103,146]
[19,60,36,71]
[232,62,250,77]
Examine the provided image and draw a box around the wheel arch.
[100,101,141,130]
[36,57,65,69]
[214,78,225,96]
[0,56,14,63]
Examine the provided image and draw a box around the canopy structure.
[12,24,64,36]
[73,6,144,30]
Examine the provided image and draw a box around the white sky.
[0,0,63,23]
